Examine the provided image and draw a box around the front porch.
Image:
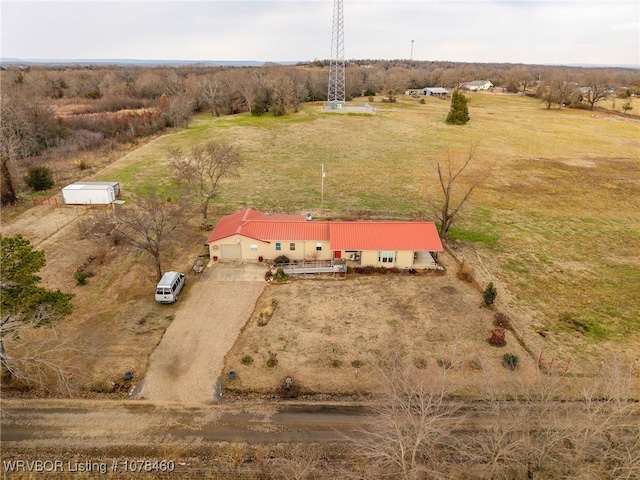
[344,251,439,269]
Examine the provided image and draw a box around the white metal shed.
[61,182,120,205]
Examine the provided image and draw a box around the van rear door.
[155,287,174,303]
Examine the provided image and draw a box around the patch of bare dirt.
[222,255,539,399]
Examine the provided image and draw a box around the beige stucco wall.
[358,250,414,268]
[209,237,332,262]
[395,251,414,268]
[209,236,420,268]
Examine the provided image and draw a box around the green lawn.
[105,94,640,341]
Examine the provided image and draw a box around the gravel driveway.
[138,261,267,403]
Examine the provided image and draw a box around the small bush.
[351,360,364,369]
[74,270,92,285]
[502,353,519,371]
[331,359,343,368]
[494,312,512,329]
[413,357,428,369]
[273,255,290,265]
[489,329,507,347]
[74,159,90,170]
[468,358,484,371]
[569,101,590,110]
[273,268,289,282]
[241,355,254,366]
[257,299,277,326]
[437,358,453,370]
[354,265,376,274]
[267,351,278,368]
[457,259,474,283]
[24,166,54,191]
[483,282,497,306]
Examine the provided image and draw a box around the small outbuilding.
[61,181,121,205]
[419,87,450,97]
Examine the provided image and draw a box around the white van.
[155,271,186,303]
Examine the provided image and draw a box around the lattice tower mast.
[328,0,346,107]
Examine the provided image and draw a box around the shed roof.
[62,181,119,191]
[424,87,449,94]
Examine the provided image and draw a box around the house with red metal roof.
[206,209,443,269]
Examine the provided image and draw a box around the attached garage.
[220,244,242,259]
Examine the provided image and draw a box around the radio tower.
[327,0,345,109]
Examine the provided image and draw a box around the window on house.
[250,244,258,251]
[275,242,281,251]
[378,251,395,263]
[316,242,322,251]
[290,243,296,251]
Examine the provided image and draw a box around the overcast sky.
[1,0,638,67]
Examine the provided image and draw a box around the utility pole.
[321,163,326,209]
[410,39,414,61]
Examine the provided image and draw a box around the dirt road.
[0,398,366,446]
[0,398,367,478]
[137,261,267,403]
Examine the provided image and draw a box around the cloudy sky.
[1,0,638,66]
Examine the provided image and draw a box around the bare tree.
[582,71,610,110]
[1,312,95,393]
[114,192,188,280]
[551,75,578,109]
[429,143,491,238]
[168,141,243,228]
[0,125,20,205]
[346,355,463,480]
[268,70,296,116]
[196,73,222,116]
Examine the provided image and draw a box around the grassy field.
[101,93,639,349]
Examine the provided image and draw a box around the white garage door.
[220,244,242,259]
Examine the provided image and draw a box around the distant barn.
[405,87,449,97]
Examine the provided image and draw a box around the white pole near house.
[112,201,118,227]
[321,163,326,209]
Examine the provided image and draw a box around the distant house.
[463,80,494,91]
[206,209,443,269]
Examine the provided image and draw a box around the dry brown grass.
[3,92,638,394]
[223,257,539,398]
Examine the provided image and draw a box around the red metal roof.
[330,222,442,251]
[243,221,330,242]
[206,209,443,251]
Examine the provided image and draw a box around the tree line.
[2,61,639,206]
